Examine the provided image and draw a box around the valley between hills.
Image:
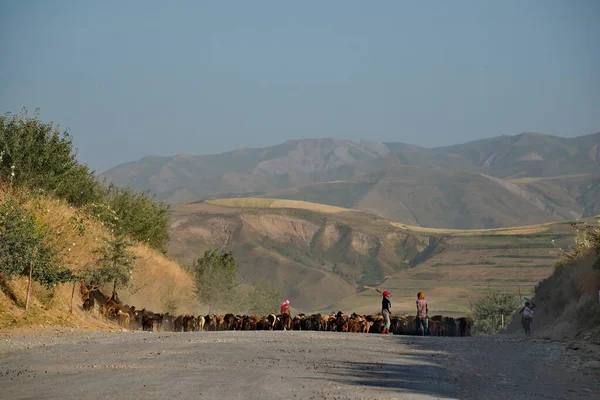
[168,198,593,315]
[102,131,600,314]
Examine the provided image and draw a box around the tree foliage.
[84,234,136,289]
[247,279,282,316]
[190,249,238,313]
[102,185,170,253]
[0,196,72,289]
[0,109,170,252]
[0,109,103,205]
[471,291,518,335]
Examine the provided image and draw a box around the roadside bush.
[190,249,238,313]
[552,220,600,269]
[1,109,170,253]
[0,196,73,308]
[471,291,518,335]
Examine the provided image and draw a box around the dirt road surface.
[1,330,598,400]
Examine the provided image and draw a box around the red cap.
[383,291,391,297]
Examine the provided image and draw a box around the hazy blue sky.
[1,1,599,172]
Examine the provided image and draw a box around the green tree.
[1,110,171,253]
[247,279,282,316]
[0,197,72,309]
[101,184,170,253]
[471,291,518,335]
[84,234,136,294]
[190,249,238,313]
[0,109,103,206]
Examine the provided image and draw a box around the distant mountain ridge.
[264,166,591,229]
[101,132,600,229]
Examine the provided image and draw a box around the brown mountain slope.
[102,132,599,229]
[427,132,600,178]
[168,201,430,311]
[168,198,586,314]
[101,138,388,194]
[102,132,600,198]
[264,166,587,229]
[511,173,600,218]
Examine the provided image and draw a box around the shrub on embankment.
[507,220,600,340]
[0,110,198,328]
[471,291,519,335]
[0,185,199,328]
[0,109,170,253]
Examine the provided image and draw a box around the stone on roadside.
[568,343,580,350]
[582,360,600,369]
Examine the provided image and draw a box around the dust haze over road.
[0,330,598,400]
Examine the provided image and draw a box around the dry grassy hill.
[0,187,200,330]
[168,197,587,315]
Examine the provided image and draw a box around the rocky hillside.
[168,198,583,314]
[102,132,600,229]
[507,231,600,341]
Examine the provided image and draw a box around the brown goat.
[457,317,473,336]
[223,313,235,330]
[117,309,130,328]
[267,314,277,330]
[292,315,305,330]
[183,315,195,332]
[197,315,205,331]
[233,315,244,331]
[215,315,225,331]
[245,316,260,331]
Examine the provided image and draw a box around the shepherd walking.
[280,299,291,315]
[519,298,535,336]
[381,290,392,334]
[416,292,428,336]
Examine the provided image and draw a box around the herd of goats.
[80,282,473,337]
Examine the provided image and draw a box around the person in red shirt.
[381,291,392,334]
[280,299,290,315]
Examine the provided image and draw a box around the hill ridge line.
[204,197,588,235]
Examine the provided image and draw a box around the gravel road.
[0,330,598,400]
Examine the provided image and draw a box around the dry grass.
[0,276,116,332]
[0,186,199,330]
[508,173,595,183]
[207,198,351,214]
[324,264,540,317]
[389,221,554,236]
[123,245,198,315]
[208,197,562,236]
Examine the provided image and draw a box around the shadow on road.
[303,348,457,399]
